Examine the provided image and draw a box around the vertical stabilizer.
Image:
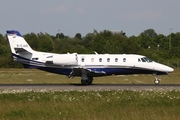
[6,30,33,54]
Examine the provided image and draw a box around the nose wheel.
[153,74,160,85]
[154,78,160,84]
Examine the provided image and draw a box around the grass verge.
[0,68,179,84]
[0,90,180,120]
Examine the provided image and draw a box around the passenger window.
[81,58,85,62]
[107,58,110,62]
[99,58,102,62]
[115,58,118,62]
[91,58,94,62]
[123,58,126,62]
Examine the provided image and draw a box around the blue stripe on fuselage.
[22,64,168,76]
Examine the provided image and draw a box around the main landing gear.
[81,77,93,85]
[81,69,93,85]
[153,74,160,85]
[69,69,94,85]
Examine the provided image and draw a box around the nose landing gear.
[153,74,160,85]
[154,78,160,84]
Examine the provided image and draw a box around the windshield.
[143,57,153,62]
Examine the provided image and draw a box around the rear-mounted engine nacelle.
[46,53,78,65]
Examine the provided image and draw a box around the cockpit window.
[143,57,153,62]
[141,58,146,62]
[138,58,141,62]
[140,57,153,62]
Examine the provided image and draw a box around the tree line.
[0,29,180,68]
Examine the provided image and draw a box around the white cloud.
[43,4,68,15]
[120,10,162,21]
[74,7,84,15]
[56,4,67,13]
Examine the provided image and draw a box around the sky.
[0,0,179,37]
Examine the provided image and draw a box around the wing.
[68,68,106,78]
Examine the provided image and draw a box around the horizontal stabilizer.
[14,48,32,54]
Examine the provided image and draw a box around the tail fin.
[6,30,34,54]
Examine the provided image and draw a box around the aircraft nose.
[156,63,174,73]
[167,66,174,73]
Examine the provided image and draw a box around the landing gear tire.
[81,77,93,85]
[154,79,160,85]
[81,79,87,85]
[86,80,93,85]
[86,76,93,85]
[153,74,160,85]
[81,79,93,85]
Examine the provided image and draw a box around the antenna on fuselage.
[94,51,98,55]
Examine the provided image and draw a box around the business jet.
[6,30,174,85]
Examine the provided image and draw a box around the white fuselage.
[22,51,173,76]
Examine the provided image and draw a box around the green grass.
[0,68,180,119]
[0,68,179,84]
[0,90,180,120]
